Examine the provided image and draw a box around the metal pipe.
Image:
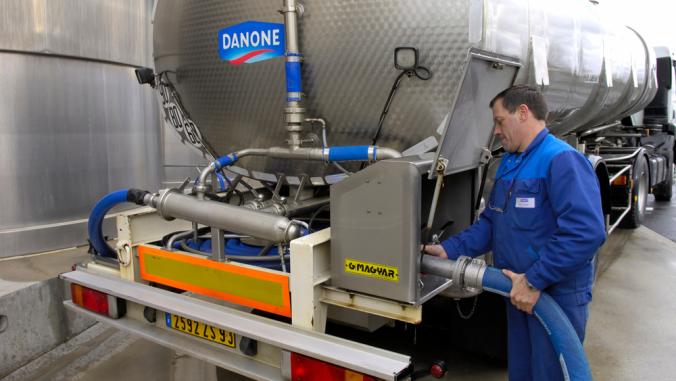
[608,165,632,184]
[252,196,330,217]
[420,255,486,291]
[148,189,303,243]
[607,207,631,235]
[192,222,199,242]
[420,255,456,279]
[278,243,287,272]
[373,147,403,160]
[600,147,642,162]
[423,161,446,242]
[578,122,621,137]
[178,240,290,262]
[282,0,305,148]
[197,146,402,197]
[166,230,195,250]
[212,227,226,261]
[309,117,352,175]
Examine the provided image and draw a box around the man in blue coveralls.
[423,85,606,380]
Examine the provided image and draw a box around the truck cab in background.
[643,47,676,201]
[579,47,676,232]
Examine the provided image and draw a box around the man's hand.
[502,269,540,315]
[421,244,448,259]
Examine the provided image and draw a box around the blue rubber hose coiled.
[87,189,130,258]
[481,267,592,381]
[88,189,149,259]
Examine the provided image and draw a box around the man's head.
[489,85,548,153]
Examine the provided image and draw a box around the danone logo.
[344,259,399,282]
[218,21,286,65]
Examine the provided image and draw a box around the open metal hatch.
[430,48,520,178]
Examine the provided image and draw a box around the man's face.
[492,99,523,153]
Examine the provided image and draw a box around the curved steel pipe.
[148,189,303,243]
[247,196,330,217]
[197,146,402,196]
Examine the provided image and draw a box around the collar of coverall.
[516,127,550,157]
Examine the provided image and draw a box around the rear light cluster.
[290,353,378,381]
[70,283,126,319]
[612,175,628,186]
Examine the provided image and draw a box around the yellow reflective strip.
[143,253,285,307]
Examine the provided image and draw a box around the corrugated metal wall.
[0,0,163,257]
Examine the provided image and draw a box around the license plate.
[165,313,236,348]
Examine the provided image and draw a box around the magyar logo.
[218,21,286,65]
[344,259,399,282]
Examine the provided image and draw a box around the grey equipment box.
[329,50,520,304]
[330,156,434,304]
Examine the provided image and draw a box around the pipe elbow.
[374,147,402,160]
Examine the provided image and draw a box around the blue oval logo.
[218,21,286,65]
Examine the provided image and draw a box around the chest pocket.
[509,179,545,230]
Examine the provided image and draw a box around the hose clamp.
[368,146,377,162]
[286,54,303,63]
[155,189,177,221]
[452,256,486,291]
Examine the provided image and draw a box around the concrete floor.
[644,192,676,242]
[3,192,676,381]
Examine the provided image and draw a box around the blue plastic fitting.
[327,146,371,162]
[285,61,302,101]
[214,153,238,170]
[481,267,592,381]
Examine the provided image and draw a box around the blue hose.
[88,188,149,259]
[285,59,303,101]
[87,189,130,259]
[327,146,373,161]
[482,267,592,381]
[214,153,238,170]
[216,173,227,191]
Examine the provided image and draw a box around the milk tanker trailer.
[61,0,675,379]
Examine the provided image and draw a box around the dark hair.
[489,85,548,121]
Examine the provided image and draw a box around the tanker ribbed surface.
[154,0,472,178]
[154,0,656,180]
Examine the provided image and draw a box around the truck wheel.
[654,163,673,201]
[621,155,649,229]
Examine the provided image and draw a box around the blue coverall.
[440,128,606,381]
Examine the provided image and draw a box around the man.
[423,85,606,380]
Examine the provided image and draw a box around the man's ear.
[518,104,529,122]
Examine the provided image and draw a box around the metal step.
[60,271,411,381]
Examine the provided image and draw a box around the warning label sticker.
[344,259,399,282]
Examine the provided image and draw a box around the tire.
[654,163,673,201]
[620,155,649,229]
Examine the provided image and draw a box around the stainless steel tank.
[0,0,161,258]
[153,0,657,181]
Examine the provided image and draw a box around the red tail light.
[612,175,627,186]
[70,283,125,319]
[290,353,378,381]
